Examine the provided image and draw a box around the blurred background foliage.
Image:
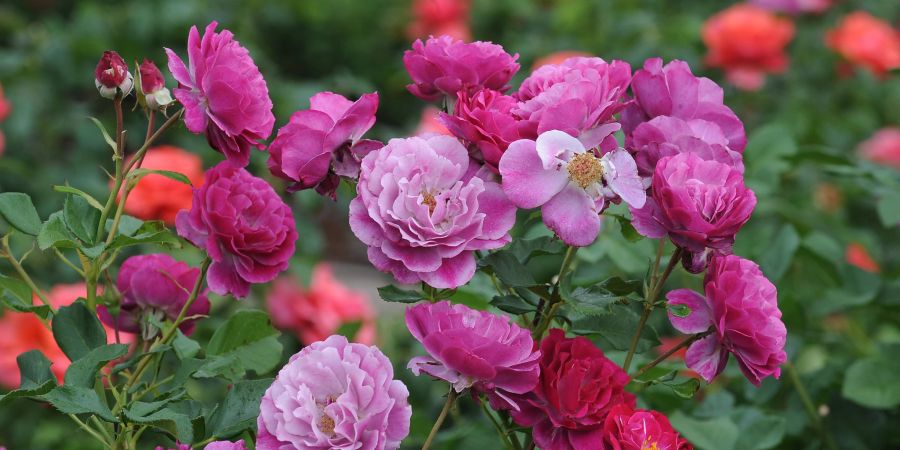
[0,0,899,449]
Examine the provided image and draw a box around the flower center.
[421,191,437,214]
[642,436,660,450]
[317,396,338,437]
[566,152,604,189]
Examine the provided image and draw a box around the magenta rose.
[166,21,275,167]
[602,404,693,450]
[156,441,245,450]
[403,35,520,101]
[621,58,746,153]
[406,301,540,409]
[439,88,521,172]
[257,335,411,450]
[630,115,744,178]
[667,255,787,386]
[513,57,631,149]
[500,130,645,247]
[268,91,382,199]
[349,135,516,288]
[630,152,756,269]
[98,254,210,336]
[95,50,133,99]
[511,329,635,450]
[176,162,297,298]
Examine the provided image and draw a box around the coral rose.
[702,5,794,90]
[859,127,900,169]
[826,12,900,77]
[121,145,204,225]
[602,404,693,450]
[257,335,411,450]
[846,243,880,273]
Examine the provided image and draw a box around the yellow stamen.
[566,152,604,189]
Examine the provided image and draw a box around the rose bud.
[139,59,173,110]
[95,50,134,99]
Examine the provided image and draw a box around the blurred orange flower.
[120,145,204,225]
[407,0,471,41]
[266,264,376,346]
[859,127,900,170]
[846,243,880,273]
[531,51,592,70]
[826,12,900,77]
[415,106,452,137]
[702,4,795,90]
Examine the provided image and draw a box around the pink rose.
[176,162,297,298]
[166,21,275,167]
[630,115,744,179]
[602,404,693,450]
[439,88,521,172]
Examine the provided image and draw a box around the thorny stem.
[422,388,458,450]
[633,329,713,378]
[532,246,578,340]
[785,361,839,450]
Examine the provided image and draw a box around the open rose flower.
[513,57,631,149]
[621,58,746,153]
[349,135,516,288]
[257,335,411,450]
[500,130,645,247]
[157,441,246,450]
[268,91,381,199]
[859,127,900,170]
[405,301,540,409]
[631,153,756,272]
[98,254,210,338]
[701,4,795,90]
[439,88,521,172]
[826,12,900,77]
[667,255,787,386]
[403,35,520,101]
[95,50,133,99]
[511,329,635,450]
[166,21,275,167]
[120,145,204,225]
[267,263,376,346]
[630,115,744,179]
[602,404,693,450]
[176,162,297,298]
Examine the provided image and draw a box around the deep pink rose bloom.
[403,35,520,101]
[630,115,744,179]
[405,301,540,409]
[257,335,411,450]
[349,135,516,288]
[602,404,693,450]
[95,50,133,99]
[176,162,297,298]
[630,153,755,270]
[98,254,210,337]
[268,91,381,199]
[500,130,645,247]
[751,0,831,14]
[439,88,521,173]
[267,264,376,346]
[859,127,900,170]
[513,57,631,149]
[511,329,635,450]
[621,58,746,153]
[156,441,245,450]
[166,21,275,167]
[667,255,787,386]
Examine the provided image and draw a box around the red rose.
[511,328,635,450]
[602,404,693,450]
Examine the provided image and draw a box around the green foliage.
[0,193,42,235]
[198,310,283,381]
[51,300,108,361]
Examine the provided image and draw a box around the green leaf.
[607,213,643,242]
[743,124,797,197]
[507,236,565,262]
[125,406,193,443]
[0,274,51,318]
[336,321,363,340]
[52,186,104,210]
[0,192,42,235]
[632,366,677,384]
[665,378,701,398]
[758,224,799,282]
[109,215,144,237]
[564,286,619,317]
[570,305,659,351]
[52,300,107,361]
[668,303,691,318]
[63,195,100,244]
[206,378,272,439]
[876,191,900,227]
[172,330,201,360]
[377,285,423,303]
[479,251,537,287]
[63,344,127,388]
[202,310,282,380]
[598,277,643,296]
[37,212,78,250]
[842,356,900,409]
[128,168,193,186]
[106,220,180,250]
[88,117,117,151]
[0,350,57,404]
[42,385,117,422]
[669,411,738,450]
[732,409,786,450]
[490,295,535,315]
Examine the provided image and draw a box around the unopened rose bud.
[94,51,133,99]
[138,59,173,110]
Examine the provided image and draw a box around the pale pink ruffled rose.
[403,35,520,101]
[514,57,631,149]
[267,264,376,346]
[630,115,744,179]
[257,335,411,450]
[439,88,521,172]
[499,130,645,247]
[176,162,297,298]
[166,21,275,167]
[267,92,382,199]
[349,135,516,288]
[667,255,787,386]
[859,128,900,170]
[405,301,540,409]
